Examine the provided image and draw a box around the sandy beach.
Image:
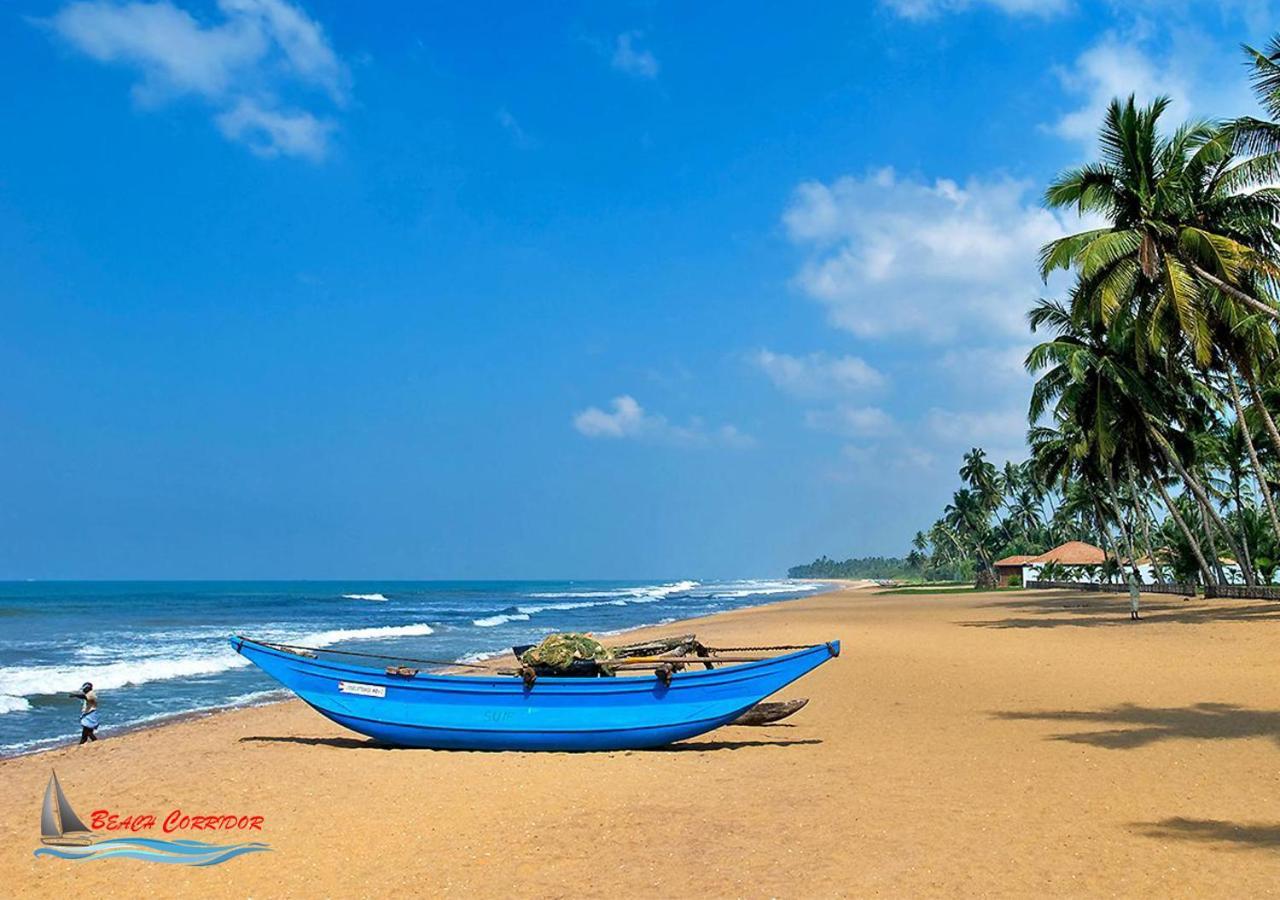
[5,584,1280,897]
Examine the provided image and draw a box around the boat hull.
[232,637,839,751]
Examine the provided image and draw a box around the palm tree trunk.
[1148,424,1252,582]
[1153,476,1215,585]
[1239,361,1280,482]
[1233,479,1256,585]
[1091,499,1124,585]
[1227,371,1280,544]
[1197,495,1228,583]
[1127,464,1162,582]
[1188,262,1280,321]
[1102,468,1144,584]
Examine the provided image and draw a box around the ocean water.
[0,579,828,755]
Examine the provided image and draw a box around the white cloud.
[574,395,647,438]
[717,424,757,449]
[1049,37,1193,143]
[573,395,751,447]
[937,344,1032,389]
[783,168,1078,340]
[222,0,345,100]
[44,0,347,160]
[215,98,331,159]
[804,406,897,438]
[1049,18,1267,149]
[924,406,1028,449]
[882,0,1069,19]
[751,349,885,397]
[611,32,659,79]
[496,107,535,149]
[822,441,935,485]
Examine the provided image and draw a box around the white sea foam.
[342,593,389,602]
[0,695,32,714]
[707,581,824,598]
[0,622,436,703]
[628,580,699,602]
[0,689,289,752]
[472,613,531,628]
[0,653,253,703]
[527,589,631,599]
[514,600,626,615]
[528,580,700,601]
[456,648,509,664]
[301,623,434,646]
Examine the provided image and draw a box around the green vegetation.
[874,585,1021,596]
[796,38,1280,598]
[909,449,1095,587]
[787,556,912,580]
[922,42,1280,593]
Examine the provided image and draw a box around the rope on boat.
[701,644,817,653]
[238,637,834,675]
[244,638,501,669]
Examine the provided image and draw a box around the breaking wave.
[0,694,31,714]
[0,623,435,706]
[342,593,388,602]
[472,613,531,628]
[527,580,700,601]
[302,623,433,645]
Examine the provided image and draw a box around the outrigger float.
[232,633,838,751]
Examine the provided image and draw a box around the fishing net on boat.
[519,633,616,674]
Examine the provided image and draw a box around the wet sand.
[4,585,1280,897]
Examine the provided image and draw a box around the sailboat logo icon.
[40,771,95,846]
[34,771,270,866]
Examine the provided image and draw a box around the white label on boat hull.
[338,681,385,698]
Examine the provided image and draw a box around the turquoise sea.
[0,579,828,754]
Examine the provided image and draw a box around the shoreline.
[12,583,1277,895]
[0,689,294,761]
[0,581,846,760]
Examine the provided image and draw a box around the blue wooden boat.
[231,635,839,751]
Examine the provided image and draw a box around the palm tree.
[1008,489,1043,538]
[960,448,1001,513]
[944,488,997,582]
[1043,94,1280,514]
[911,530,929,555]
[1026,298,1230,584]
[1042,96,1280,349]
[1220,416,1262,580]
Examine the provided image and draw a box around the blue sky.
[1,0,1276,578]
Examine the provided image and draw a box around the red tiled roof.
[1032,541,1107,565]
[994,555,1037,567]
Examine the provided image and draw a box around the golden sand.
[4,585,1280,897]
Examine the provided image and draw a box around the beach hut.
[1021,540,1107,584]
[993,555,1037,587]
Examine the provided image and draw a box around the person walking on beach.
[70,682,99,744]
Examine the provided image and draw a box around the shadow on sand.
[993,702,1280,750]
[240,734,393,750]
[643,737,822,752]
[238,734,822,752]
[1133,817,1280,850]
[961,592,1280,630]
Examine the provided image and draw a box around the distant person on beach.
[70,682,98,744]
